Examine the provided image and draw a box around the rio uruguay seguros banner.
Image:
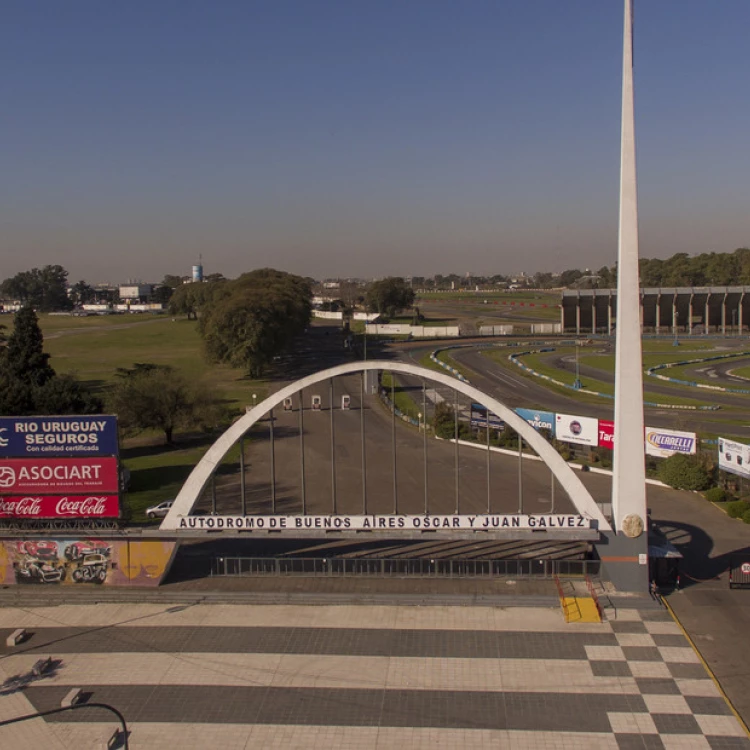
[0,416,119,457]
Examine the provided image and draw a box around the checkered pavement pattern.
[0,603,746,749]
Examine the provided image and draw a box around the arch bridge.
[161,361,610,541]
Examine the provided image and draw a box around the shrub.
[657,454,712,491]
[726,500,750,519]
[703,487,727,503]
[743,509,750,525]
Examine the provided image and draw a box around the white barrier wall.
[313,310,344,320]
[530,323,562,334]
[365,324,460,337]
[478,325,514,336]
[353,312,380,321]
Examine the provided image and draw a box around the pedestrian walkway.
[0,602,747,749]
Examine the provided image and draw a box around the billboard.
[0,416,119,457]
[515,408,555,434]
[470,404,503,430]
[718,437,750,479]
[645,427,697,458]
[598,420,614,449]
[0,495,119,519]
[555,413,598,446]
[0,457,119,494]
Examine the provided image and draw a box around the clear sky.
[2,1,749,284]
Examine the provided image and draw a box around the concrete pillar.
[560,303,565,332]
[639,296,643,332]
[672,294,678,335]
[655,293,661,334]
[576,294,581,336]
[592,295,597,335]
[689,293,694,335]
[607,0,648,593]
[739,293,744,334]
[721,291,727,336]
[705,293,711,335]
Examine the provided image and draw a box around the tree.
[559,269,584,288]
[69,280,96,306]
[169,280,225,319]
[0,265,72,311]
[0,305,100,416]
[2,306,55,387]
[109,363,224,444]
[657,454,711,491]
[366,277,415,318]
[199,269,312,376]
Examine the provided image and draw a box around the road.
[395,339,750,439]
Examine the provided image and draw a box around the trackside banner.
[0,457,120,494]
[515,408,555,434]
[718,437,750,479]
[168,514,593,531]
[645,427,696,458]
[555,413,598,446]
[0,416,119,457]
[0,495,120,519]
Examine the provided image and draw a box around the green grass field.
[34,313,267,522]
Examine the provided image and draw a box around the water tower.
[192,255,204,283]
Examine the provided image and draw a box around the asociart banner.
[0,495,120,519]
[0,457,119,494]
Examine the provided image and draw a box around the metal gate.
[729,553,750,589]
[210,556,600,579]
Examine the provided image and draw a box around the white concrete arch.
[160,360,611,531]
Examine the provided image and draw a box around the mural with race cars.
[0,538,176,587]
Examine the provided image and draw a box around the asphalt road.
[404,340,750,439]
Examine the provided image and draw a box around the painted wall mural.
[0,538,176,587]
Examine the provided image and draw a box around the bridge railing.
[210,556,601,579]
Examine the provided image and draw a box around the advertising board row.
[0,416,120,520]
[511,409,696,457]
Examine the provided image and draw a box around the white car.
[146,500,173,519]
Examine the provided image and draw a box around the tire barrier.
[646,351,750,394]
[509,349,720,411]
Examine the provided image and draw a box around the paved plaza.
[0,602,747,749]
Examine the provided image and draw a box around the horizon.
[3,1,749,282]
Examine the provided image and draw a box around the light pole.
[573,345,582,390]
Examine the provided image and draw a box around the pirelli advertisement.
[0,415,120,520]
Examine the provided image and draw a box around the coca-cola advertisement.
[0,495,119,519]
[0,457,119,494]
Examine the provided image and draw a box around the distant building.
[119,284,153,301]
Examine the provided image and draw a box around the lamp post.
[573,345,582,390]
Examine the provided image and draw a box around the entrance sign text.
[172,514,593,531]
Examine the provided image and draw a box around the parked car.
[15,558,66,584]
[71,553,109,584]
[146,500,173,519]
[64,540,112,562]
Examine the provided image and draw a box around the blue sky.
[2,1,749,283]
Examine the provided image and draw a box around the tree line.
[0,267,313,443]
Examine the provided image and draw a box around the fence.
[210,556,601,578]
